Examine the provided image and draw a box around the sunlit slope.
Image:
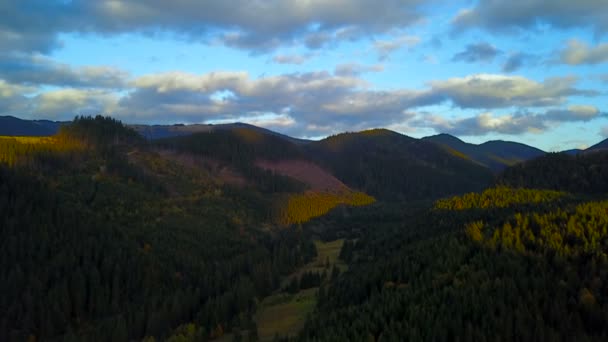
[423,133,546,172]
[305,129,494,201]
[156,126,375,225]
[0,136,82,166]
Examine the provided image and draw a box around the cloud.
[374,34,420,60]
[417,105,605,136]
[452,1,608,35]
[601,126,608,138]
[2,0,427,54]
[30,89,119,119]
[0,70,600,136]
[502,52,534,72]
[601,74,608,83]
[427,74,595,109]
[272,54,312,65]
[452,42,501,63]
[559,39,608,65]
[0,79,118,119]
[334,63,384,77]
[545,105,602,122]
[0,53,128,88]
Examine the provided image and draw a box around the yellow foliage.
[0,136,82,166]
[435,186,565,210]
[279,190,375,225]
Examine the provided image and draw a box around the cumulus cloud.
[2,0,427,54]
[417,105,605,136]
[427,74,595,109]
[30,89,119,119]
[0,53,128,88]
[0,79,118,120]
[452,42,501,63]
[334,63,384,77]
[452,1,608,35]
[559,39,608,65]
[0,69,600,136]
[374,34,420,60]
[272,54,312,65]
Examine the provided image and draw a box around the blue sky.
[1,1,608,151]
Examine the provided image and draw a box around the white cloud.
[427,74,594,108]
[334,63,384,77]
[272,54,312,65]
[416,105,605,136]
[374,34,420,60]
[0,70,601,136]
[559,39,608,65]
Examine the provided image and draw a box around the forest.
[2,116,608,341]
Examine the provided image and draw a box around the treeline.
[435,186,566,210]
[57,115,144,147]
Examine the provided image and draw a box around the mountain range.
[3,115,608,341]
[2,114,607,175]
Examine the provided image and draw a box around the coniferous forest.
[2,116,608,341]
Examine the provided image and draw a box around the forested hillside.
[499,151,608,194]
[297,187,608,341]
[305,129,494,201]
[0,116,323,341]
[3,116,607,342]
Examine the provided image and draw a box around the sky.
[1,1,608,151]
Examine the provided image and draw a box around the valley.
[1,116,608,341]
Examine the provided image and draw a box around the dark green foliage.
[499,151,608,194]
[0,118,318,341]
[58,115,144,147]
[298,195,608,341]
[305,129,494,201]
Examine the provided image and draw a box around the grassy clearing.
[255,239,345,341]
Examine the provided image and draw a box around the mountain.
[131,121,310,145]
[0,116,335,341]
[498,151,608,194]
[587,137,608,152]
[0,115,64,136]
[305,129,494,201]
[4,116,608,341]
[423,133,545,172]
[562,149,583,155]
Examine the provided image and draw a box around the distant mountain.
[562,149,582,155]
[423,133,545,172]
[0,115,63,136]
[131,122,310,145]
[587,137,608,152]
[305,129,494,201]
